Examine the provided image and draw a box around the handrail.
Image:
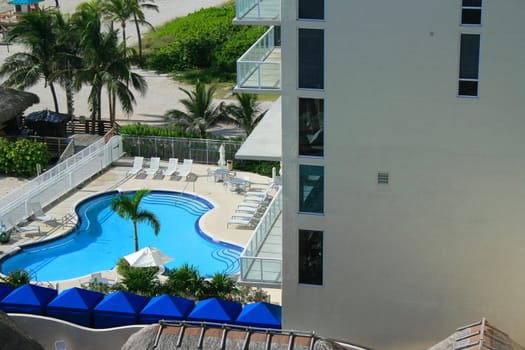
[0,131,123,232]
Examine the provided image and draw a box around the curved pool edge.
[0,189,243,283]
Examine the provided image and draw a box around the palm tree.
[110,189,160,252]
[0,10,62,112]
[222,93,267,136]
[73,3,147,133]
[164,81,226,139]
[100,0,157,61]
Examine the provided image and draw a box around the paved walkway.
[0,158,281,303]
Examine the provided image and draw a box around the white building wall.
[281,1,525,349]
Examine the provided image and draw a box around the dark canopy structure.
[46,287,104,327]
[139,294,194,324]
[93,291,150,328]
[187,298,242,324]
[0,284,57,315]
[24,110,71,137]
[0,88,39,130]
[235,301,282,329]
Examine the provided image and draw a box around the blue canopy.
[235,302,282,329]
[93,291,150,328]
[46,287,104,327]
[0,283,15,301]
[8,0,43,5]
[0,284,57,315]
[139,294,194,324]
[187,298,242,324]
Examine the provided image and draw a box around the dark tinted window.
[299,98,324,157]
[461,0,482,25]
[458,34,480,96]
[299,165,324,213]
[299,29,324,89]
[299,230,323,285]
[299,0,324,20]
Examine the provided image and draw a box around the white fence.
[0,135,123,231]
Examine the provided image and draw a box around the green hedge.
[0,138,50,177]
[143,2,266,75]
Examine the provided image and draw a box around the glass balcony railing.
[235,0,280,23]
[236,26,281,92]
[240,187,282,284]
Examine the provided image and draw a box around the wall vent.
[377,172,389,184]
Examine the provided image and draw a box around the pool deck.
[0,158,282,303]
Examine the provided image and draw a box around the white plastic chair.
[30,202,56,223]
[127,156,144,176]
[163,158,178,177]
[145,157,161,176]
[178,159,193,178]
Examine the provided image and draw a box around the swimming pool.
[0,190,242,281]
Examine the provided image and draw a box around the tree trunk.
[133,220,139,252]
[122,21,126,52]
[133,12,143,65]
[49,82,59,113]
[65,78,74,117]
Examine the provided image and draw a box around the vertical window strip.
[298,229,324,285]
[458,33,481,97]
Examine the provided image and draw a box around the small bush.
[0,138,50,177]
[165,263,206,299]
[1,269,31,287]
[226,285,270,304]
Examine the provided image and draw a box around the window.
[299,0,324,20]
[299,29,324,89]
[458,34,480,97]
[299,98,324,157]
[299,229,323,285]
[299,165,324,213]
[461,0,482,25]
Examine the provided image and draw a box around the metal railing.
[121,135,242,165]
[0,132,123,231]
[237,26,281,91]
[240,187,282,284]
[236,0,281,21]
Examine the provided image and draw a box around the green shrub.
[233,160,280,177]
[0,138,50,177]
[165,263,206,299]
[226,285,270,304]
[1,269,31,287]
[121,267,160,296]
[143,1,267,79]
[120,123,194,137]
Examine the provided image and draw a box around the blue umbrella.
[93,291,150,328]
[8,0,43,5]
[0,283,15,301]
[236,302,282,329]
[0,284,57,315]
[139,294,194,324]
[46,287,105,327]
[187,298,242,324]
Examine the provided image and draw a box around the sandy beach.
[0,0,264,129]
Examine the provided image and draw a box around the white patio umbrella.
[218,143,226,168]
[123,247,173,268]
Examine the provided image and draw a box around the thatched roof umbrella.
[0,87,39,128]
[122,323,353,350]
[0,311,45,350]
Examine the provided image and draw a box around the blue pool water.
[0,191,242,281]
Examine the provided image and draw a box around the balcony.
[239,187,282,287]
[234,0,280,25]
[235,26,281,93]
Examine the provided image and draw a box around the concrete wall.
[281,1,525,349]
[10,314,144,350]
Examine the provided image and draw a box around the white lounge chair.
[145,157,161,177]
[30,202,56,223]
[178,159,193,178]
[227,214,258,228]
[163,158,178,177]
[128,156,144,176]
